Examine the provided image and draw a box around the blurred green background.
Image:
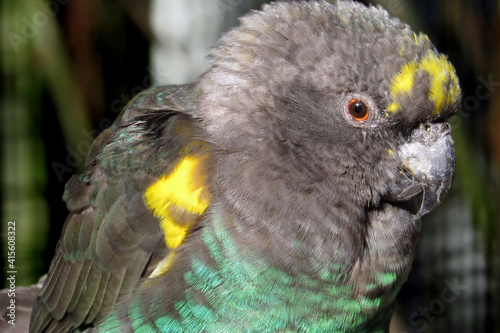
[1,0,499,332]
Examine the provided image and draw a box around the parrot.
[27,0,461,332]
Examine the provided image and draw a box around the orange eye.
[348,99,369,121]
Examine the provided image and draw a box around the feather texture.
[29,1,461,332]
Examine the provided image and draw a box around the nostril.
[421,121,452,136]
[436,121,452,135]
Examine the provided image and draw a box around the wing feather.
[30,84,208,332]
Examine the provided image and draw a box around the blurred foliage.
[1,0,149,286]
[1,0,499,332]
[1,0,89,287]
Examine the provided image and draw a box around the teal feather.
[96,206,396,332]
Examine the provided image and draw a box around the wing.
[30,84,211,332]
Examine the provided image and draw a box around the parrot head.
[196,0,460,288]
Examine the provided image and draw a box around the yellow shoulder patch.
[144,155,210,249]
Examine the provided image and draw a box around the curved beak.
[383,122,455,219]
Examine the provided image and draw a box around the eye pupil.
[348,99,369,121]
[353,102,364,114]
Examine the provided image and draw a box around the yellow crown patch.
[388,51,460,115]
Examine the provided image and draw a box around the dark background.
[1,0,499,332]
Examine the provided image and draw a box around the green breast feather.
[100,206,397,333]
